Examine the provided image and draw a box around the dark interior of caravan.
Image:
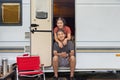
[53,0,75,37]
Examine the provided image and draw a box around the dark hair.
[56,29,66,35]
[56,17,66,26]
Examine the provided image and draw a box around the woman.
[54,17,71,48]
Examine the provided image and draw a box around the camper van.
[0,0,120,72]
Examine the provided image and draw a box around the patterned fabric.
[58,57,69,67]
[53,41,74,67]
[53,41,74,54]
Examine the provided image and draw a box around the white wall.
[76,0,120,70]
[76,0,120,3]
[76,53,120,69]
[0,0,30,64]
[76,0,120,48]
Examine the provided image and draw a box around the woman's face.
[56,19,64,29]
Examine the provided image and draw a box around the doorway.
[53,0,75,41]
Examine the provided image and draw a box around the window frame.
[0,0,22,26]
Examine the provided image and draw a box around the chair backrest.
[17,56,40,71]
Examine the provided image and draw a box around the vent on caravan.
[24,46,30,52]
[25,32,30,39]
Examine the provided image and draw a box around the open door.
[53,0,75,42]
[31,0,52,66]
[53,0,75,67]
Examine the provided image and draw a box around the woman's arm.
[63,33,71,46]
[66,33,71,40]
[54,32,60,43]
[54,32,63,48]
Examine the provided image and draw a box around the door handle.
[31,29,35,33]
[31,28,37,33]
[31,24,38,33]
[31,24,39,27]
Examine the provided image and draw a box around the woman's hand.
[63,38,67,46]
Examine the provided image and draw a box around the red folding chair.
[16,56,45,80]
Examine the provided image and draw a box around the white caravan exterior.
[76,0,120,70]
[0,0,30,65]
[0,0,120,71]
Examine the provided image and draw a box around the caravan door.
[31,0,52,66]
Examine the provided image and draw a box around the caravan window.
[0,0,22,26]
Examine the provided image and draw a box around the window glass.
[35,0,48,19]
[0,0,22,26]
[2,3,20,23]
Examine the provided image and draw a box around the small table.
[0,70,16,80]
